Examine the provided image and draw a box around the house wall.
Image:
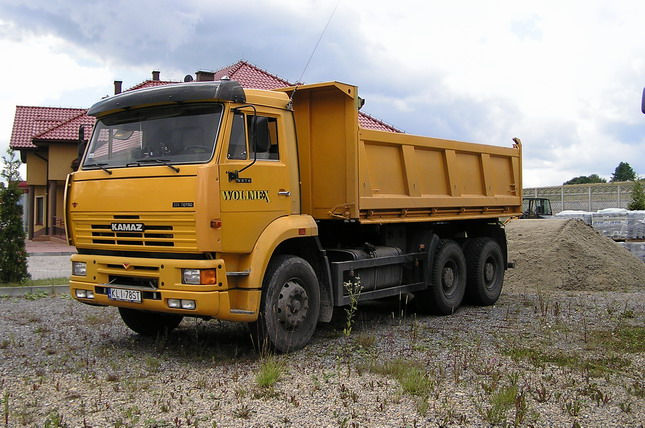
[49,143,76,180]
[26,153,47,186]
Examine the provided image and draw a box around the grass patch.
[255,356,284,388]
[367,358,435,397]
[589,326,645,353]
[0,277,69,288]
[505,347,631,377]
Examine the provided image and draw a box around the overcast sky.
[1,0,644,187]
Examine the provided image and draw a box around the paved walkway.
[26,239,76,280]
[26,239,76,256]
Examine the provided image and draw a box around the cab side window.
[227,113,280,160]
[227,113,247,160]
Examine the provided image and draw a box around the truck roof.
[87,80,247,117]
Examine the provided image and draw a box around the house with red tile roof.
[10,61,399,240]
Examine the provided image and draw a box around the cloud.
[1,0,645,188]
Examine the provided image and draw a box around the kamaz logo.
[111,223,145,232]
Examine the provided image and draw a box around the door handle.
[278,190,291,197]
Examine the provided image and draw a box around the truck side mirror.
[72,124,88,171]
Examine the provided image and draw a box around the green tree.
[563,174,607,185]
[627,180,645,210]
[610,162,637,182]
[0,149,30,283]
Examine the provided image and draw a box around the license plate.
[108,288,142,303]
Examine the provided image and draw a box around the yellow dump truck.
[67,80,522,352]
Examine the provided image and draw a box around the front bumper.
[70,254,260,322]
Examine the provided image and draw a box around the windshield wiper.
[135,159,180,173]
[85,162,112,175]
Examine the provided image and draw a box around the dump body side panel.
[280,82,522,223]
[357,129,522,223]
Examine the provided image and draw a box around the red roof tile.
[10,106,89,149]
[213,61,293,90]
[34,112,95,142]
[128,79,179,91]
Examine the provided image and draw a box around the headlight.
[182,269,216,285]
[182,269,201,284]
[72,261,87,276]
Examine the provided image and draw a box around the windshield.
[83,103,223,169]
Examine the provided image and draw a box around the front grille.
[71,212,197,251]
[91,224,175,246]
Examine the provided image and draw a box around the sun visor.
[88,81,246,117]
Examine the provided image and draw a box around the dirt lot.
[0,219,643,427]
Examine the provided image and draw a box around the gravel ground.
[0,288,643,427]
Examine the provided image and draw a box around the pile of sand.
[504,219,645,293]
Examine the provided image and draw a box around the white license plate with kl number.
[108,288,142,303]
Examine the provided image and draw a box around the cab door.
[219,109,293,253]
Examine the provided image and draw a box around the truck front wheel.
[118,307,183,336]
[414,239,466,315]
[464,237,504,306]
[252,255,321,353]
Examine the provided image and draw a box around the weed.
[513,390,529,427]
[255,355,284,388]
[626,380,644,398]
[482,385,517,425]
[342,278,362,337]
[145,356,161,372]
[232,403,253,419]
[564,398,583,417]
[43,409,68,428]
[24,291,48,300]
[355,333,376,349]
[619,400,632,413]
[3,391,8,428]
[531,382,551,403]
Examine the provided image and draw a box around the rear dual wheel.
[464,237,504,306]
[415,239,467,315]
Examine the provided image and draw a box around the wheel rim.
[442,261,458,297]
[276,279,309,330]
[484,256,497,290]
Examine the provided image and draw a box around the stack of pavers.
[592,209,629,240]
[555,209,645,262]
[621,211,645,262]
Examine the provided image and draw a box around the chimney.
[114,80,122,95]
[195,70,215,82]
[152,70,160,81]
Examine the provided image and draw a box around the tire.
[414,239,466,315]
[464,237,504,306]
[251,255,320,353]
[118,307,183,336]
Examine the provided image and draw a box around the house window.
[35,196,44,225]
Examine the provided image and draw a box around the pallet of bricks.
[555,209,645,262]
